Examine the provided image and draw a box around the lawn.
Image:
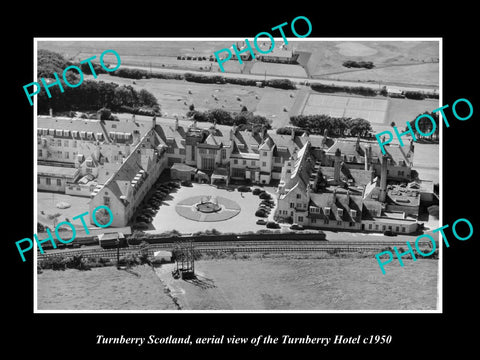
[37,264,178,310]
[155,253,439,310]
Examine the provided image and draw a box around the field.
[37,40,439,87]
[37,264,178,310]
[37,253,438,310]
[292,40,440,86]
[302,93,389,124]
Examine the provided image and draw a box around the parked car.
[259,192,271,200]
[252,188,263,195]
[237,185,251,192]
[266,221,280,229]
[256,219,267,225]
[383,230,397,236]
[255,209,268,218]
[181,180,193,187]
[290,223,304,230]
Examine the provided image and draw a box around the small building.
[170,163,197,182]
[152,250,173,264]
[98,232,126,248]
[37,165,80,193]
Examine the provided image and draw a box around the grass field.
[37,264,178,310]
[38,40,439,87]
[37,192,91,230]
[37,253,438,311]
[302,93,389,124]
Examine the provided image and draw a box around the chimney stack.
[379,154,388,203]
[334,148,342,183]
[49,108,53,117]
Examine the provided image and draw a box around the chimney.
[334,148,342,183]
[379,154,388,203]
[230,125,237,142]
[49,108,53,117]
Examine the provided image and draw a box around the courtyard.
[146,183,277,234]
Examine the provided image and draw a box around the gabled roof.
[309,191,363,222]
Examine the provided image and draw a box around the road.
[119,64,439,95]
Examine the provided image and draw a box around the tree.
[138,88,158,107]
[97,107,112,120]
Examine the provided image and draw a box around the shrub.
[259,192,272,200]
[404,91,425,100]
[252,188,263,195]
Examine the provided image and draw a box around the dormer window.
[337,208,344,217]
[324,207,331,215]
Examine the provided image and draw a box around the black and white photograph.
[33,38,441,312]
[6,6,478,356]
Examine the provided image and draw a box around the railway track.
[37,239,436,260]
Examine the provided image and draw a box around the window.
[38,149,42,157]
[233,159,238,165]
[395,226,399,232]
[56,139,62,146]
[337,220,342,226]
[290,203,294,208]
[64,140,69,147]
[298,216,304,222]
[179,149,186,155]
[167,147,174,154]
[375,225,379,230]
[382,225,386,231]
[209,149,216,155]
[199,148,206,154]
[262,162,266,167]
[251,161,256,166]
[401,227,406,232]
[104,196,111,206]
[243,160,247,165]
[349,222,355,227]
[73,140,77,148]
[286,169,291,174]
[221,149,226,159]
[263,151,268,156]
[86,168,92,174]
[297,203,302,208]
[296,194,301,199]
[56,179,62,186]
[324,219,329,224]
[311,218,316,224]
[46,178,51,185]
[65,152,69,159]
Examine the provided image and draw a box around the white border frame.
[33,37,442,314]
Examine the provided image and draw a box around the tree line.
[186,106,271,131]
[290,114,373,137]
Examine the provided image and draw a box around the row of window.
[289,202,307,209]
[367,223,407,232]
[38,177,62,186]
[233,159,267,167]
